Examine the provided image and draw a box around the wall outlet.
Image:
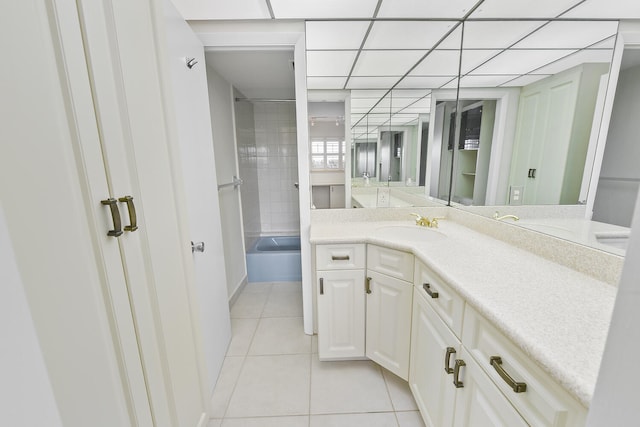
[376,187,390,207]
[509,185,523,205]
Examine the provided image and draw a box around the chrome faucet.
[493,211,519,221]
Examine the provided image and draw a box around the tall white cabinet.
[1,1,213,426]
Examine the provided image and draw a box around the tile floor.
[208,281,426,427]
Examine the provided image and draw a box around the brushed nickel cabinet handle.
[101,198,123,237]
[423,283,439,298]
[444,347,456,374]
[453,359,466,388]
[490,356,527,393]
[365,277,372,294]
[118,195,138,232]
[331,255,350,261]
[319,278,324,295]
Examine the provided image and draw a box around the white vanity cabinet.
[316,244,366,360]
[366,245,415,380]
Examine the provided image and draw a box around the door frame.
[187,21,314,334]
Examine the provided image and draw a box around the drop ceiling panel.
[391,89,431,98]
[270,0,379,18]
[352,50,427,76]
[171,0,271,19]
[409,50,460,76]
[364,21,458,50]
[396,76,455,89]
[513,21,619,49]
[377,0,480,19]
[471,49,577,75]
[438,26,463,49]
[459,75,521,87]
[388,97,418,110]
[306,77,347,90]
[462,21,547,49]
[590,37,616,49]
[561,1,640,18]
[534,49,614,75]
[306,51,358,76]
[469,0,582,18]
[461,49,502,74]
[306,21,371,50]
[501,74,550,87]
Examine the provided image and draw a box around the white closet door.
[0,0,150,425]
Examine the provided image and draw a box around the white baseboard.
[228,274,247,307]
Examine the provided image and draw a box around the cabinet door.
[366,270,413,380]
[454,347,528,427]
[317,270,366,360]
[410,288,460,427]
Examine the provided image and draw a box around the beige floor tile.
[382,368,418,411]
[210,357,245,418]
[248,317,310,355]
[271,281,302,292]
[226,318,259,357]
[207,419,222,427]
[312,334,318,354]
[225,354,311,418]
[396,411,426,427]
[230,290,269,318]
[221,416,309,427]
[310,412,398,427]
[310,357,393,414]
[262,291,303,317]
[243,282,273,293]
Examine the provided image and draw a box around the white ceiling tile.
[410,50,460,76]
[561,0,640,18]
[533,49,614,75]
[514,21,619,49]
[438,26,463,49]
[461,50,502,74]
[377,0,480,18]
[352,50,427,76]
[388,97,418,110]
[396,76,456,88]
[306,21,371,50]
[170,0,270,19]
[472,49,577,75]
[459,75,520,88]
[306,51,357,76]
[469,0,582,18]
[347,76,401,89]
[270,0,379,18]
[441,79,459,89]
[500,74,551,87]
[306,77,347,90]
[364,21,457,50]
[404,97,431,108]
[391,89,431,98]
[462,21,547,49]
[590,37,616,49]
[351,90,389,98]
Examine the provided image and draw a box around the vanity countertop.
[310,219,616,408]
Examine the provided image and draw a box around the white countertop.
[310,219,616,408]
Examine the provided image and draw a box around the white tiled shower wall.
[236,101,299,240]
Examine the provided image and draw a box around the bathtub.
[246,236,302,282]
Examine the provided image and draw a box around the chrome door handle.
[191,241,205,253]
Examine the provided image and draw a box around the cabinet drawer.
[316,244,365,270]
[414,259,464,339]
[462,306,587,427]
[367,244,414,281]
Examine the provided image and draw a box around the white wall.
[234,94,261,248]
[0,207,63,427]
[254,102,300,235]
[592,63,640,227]
[207,66,248,298]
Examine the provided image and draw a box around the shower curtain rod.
[234,97,296,103]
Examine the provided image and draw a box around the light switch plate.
[376,187,390,207]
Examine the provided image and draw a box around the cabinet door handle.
[423,283,439,298]
[319,278,324,295]
[453,359,465,388]
[490,356,527,393]
[365,276,372,294]
[101,198,123,237]
[118,195,138,232]
[331,255,350,261]
[444,347,456,374]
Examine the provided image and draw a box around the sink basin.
[374,225,446,242]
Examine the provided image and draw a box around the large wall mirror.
[305,17,633,255]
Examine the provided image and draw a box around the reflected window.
[311,138,346,170]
